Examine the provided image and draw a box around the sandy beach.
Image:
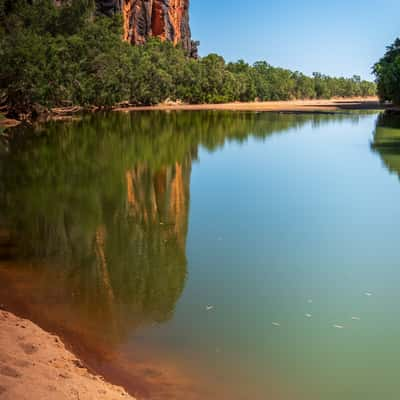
[0,310,135,400]
[115,97,384,113]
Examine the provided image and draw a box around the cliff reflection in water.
[0,111,371,346]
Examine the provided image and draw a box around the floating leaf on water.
[333,324,344,329]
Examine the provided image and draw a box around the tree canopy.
[374,38,400,105]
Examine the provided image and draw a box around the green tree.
[374,38,400,104]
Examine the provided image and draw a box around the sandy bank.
[0,98,388,128]
[0,310,135,400]
[115,97,384,113]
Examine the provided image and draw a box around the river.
[1,110,399,400]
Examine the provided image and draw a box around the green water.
[1,111,400,399]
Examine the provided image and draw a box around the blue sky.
[190,0,399,80]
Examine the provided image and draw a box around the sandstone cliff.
[95,0,193,54]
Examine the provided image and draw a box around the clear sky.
[190,0,399,80]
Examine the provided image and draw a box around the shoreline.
[0,98,390,129]
[0,263,203,400]
[114,97,386,113]
[0,309,135,400]
[0,267,147,400]
[0,117,21,129]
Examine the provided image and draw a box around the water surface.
[1,110,400,399]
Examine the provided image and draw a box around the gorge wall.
[95,0,193,54]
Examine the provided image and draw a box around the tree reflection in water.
[372,112,400,179]
[0,110,372,345]
[0,110,380,398]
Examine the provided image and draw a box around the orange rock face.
[126,0,191,52]
[95,0,192,53]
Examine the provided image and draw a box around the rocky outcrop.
[95,0,192,54]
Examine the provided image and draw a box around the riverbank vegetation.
[374,39,400,105]
[0,0,377,118]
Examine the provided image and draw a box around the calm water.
[1,110,400,399]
